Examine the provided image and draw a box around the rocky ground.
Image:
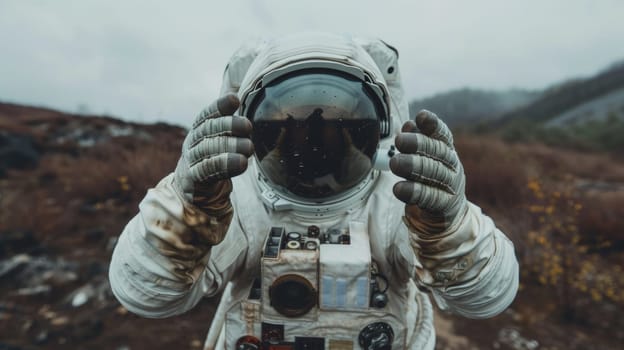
[1,102,623,349]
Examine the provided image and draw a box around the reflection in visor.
[254,109,379,198]
[248,71,384,199]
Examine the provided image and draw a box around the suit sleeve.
[108,174,247,318]
[108,39,264,318]
[409,202,519,319]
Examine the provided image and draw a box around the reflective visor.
[246,71,383,199]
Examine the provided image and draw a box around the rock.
[71,290,90,308]
[497,328,539,350]
[0,254,80,292]
[34,330,48,345]
[42,269,78,286]
[12,285,51,296]
[38,305,56,319]
[0,254,31,278]
[21,320,33,333]
[65,276,114,308]
[0,131,40,177]
[68,284,94,308]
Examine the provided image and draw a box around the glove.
[174,93,254,221]
[390,110,467,236]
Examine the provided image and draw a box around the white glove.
[390,110,467,235]
[174,93,254,216]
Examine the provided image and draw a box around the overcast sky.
[1,0,623,126]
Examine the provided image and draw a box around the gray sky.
[1,0,623,126]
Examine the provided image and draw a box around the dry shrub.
[1,134,182,248]
[523,177,624,321]
[53,138,181,205]
[576,191,624,252]
[454,132,624,335]
[517,142,624,182]
[454,134,536,243]
[455,134,530,210]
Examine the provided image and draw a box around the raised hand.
[174,93,254,204]
[390,110,467,234]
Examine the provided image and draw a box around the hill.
[1,102,624,349]
[498,60,624,126]
[409,88,539,127]
[408,59,624,133]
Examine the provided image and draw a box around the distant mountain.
[545,87,624,127]
[409,88,540,127]
[409,59,624,130]
[497,59,624,127]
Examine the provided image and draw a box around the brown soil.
[2,103,623,349]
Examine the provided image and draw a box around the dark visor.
[246,71,384,199]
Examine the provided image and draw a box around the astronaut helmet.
[238,33,394,210]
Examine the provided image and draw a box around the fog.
[1,0,623,126]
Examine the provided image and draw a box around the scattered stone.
[34,330,48,345]
[71,290,90,308]
[12,285,51,297]
[21,320,33,333]
[38,305,57,320]
[0,254,31,279]
[498,328,539,350]
[505,308,524,322]
[108,125,134,137]
[43,269,79,286]
[0,131,40,177]
[50,316,69,326]
[0,254,80,292]
[65,276,114,308]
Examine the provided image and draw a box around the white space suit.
[109,32,519,349]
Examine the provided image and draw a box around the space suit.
[109,32,519,349]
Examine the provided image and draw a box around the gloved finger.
[192,93,241,129]
[187,136,254,165]
[394,132,458,170]
[188,116,252,148]
[401,120,418,133]
[414,110,454,149]
[393,180,454,212]
[189,153,248,183]
[390,153,456,194]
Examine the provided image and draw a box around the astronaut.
[109,32,519,349]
